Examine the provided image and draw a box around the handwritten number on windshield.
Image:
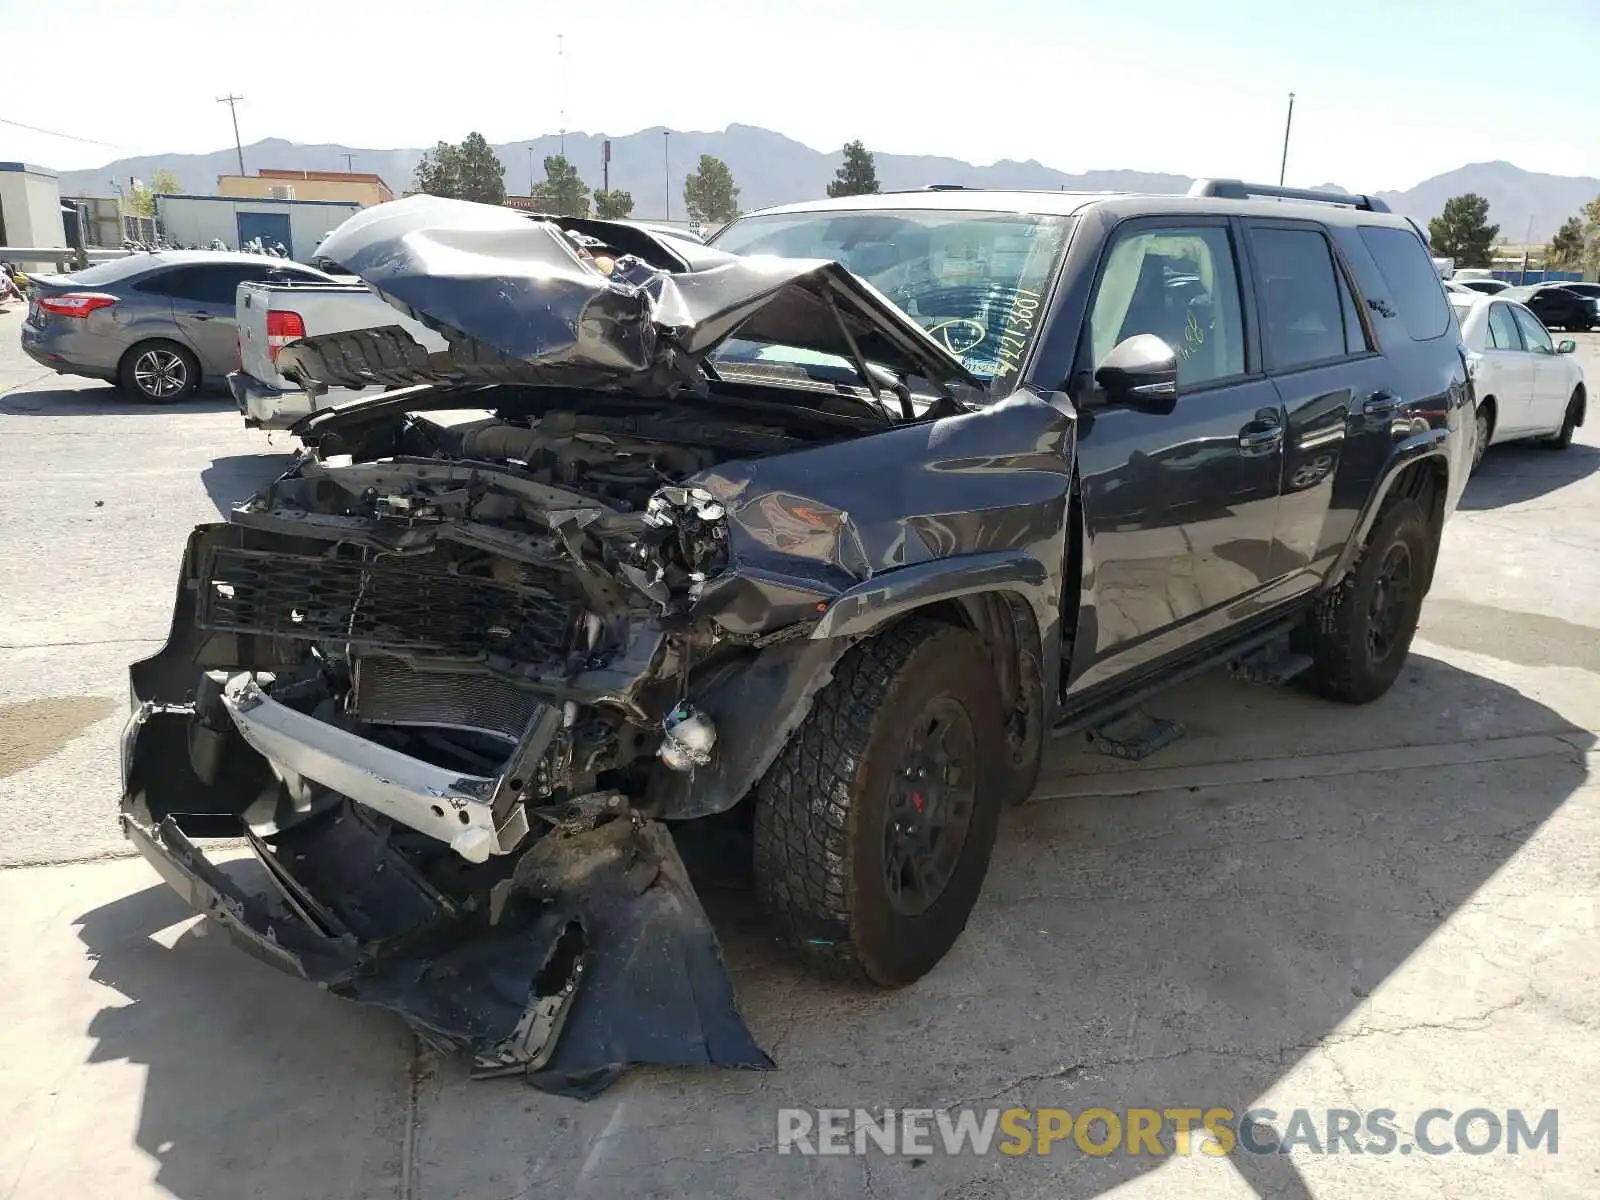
[996,288,1041,372]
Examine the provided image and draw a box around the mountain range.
[51,124,1599,244]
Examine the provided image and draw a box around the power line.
[0,116,125,149]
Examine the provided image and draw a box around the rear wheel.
[119,340,199,401]
[1300,498,1432,704]
[752,620,1005,986]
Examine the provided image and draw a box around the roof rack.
[1187,178,1391,213]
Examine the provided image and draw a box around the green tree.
[1582,195,1600,275]
[150,169,180,197]
[125,181,155,218]
[593,189,635,219]
[455,132,506,205]
[413,140,463,198]
[682,155,740,224]
[531,155,590,216]
[827,140,880,198]
[1427,193,1499,268]
[1546,216,1585,269]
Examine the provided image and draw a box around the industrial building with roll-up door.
[153,194,360,260]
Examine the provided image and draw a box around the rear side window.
[1249,226,1349,370]
[1486,303,1522,350]
[138,265,265,305]
[1358,226,1452,341]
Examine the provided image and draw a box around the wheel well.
[895,592,1043,727]
[1383,457,1448,592]
[1476,394,1497,438]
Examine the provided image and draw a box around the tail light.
[38,292,117,318]
[266,310,306,362]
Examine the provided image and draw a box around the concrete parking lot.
[1,303,1595,1200]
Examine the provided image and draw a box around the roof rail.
[1187,178,1391,213]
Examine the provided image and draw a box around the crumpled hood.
[308,193,983,396]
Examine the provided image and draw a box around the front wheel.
[752,620,1006,986]
[1541,390,1583,450]
[1299,498,1432,704]
[1471,405,1491,473]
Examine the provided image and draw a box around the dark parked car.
[1502,282,1598,331]
[119,186,1470,1095]
[20,251,335,400]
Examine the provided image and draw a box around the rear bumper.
[227,370,314,429]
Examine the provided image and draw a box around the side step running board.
[1084,709,1186,762]
[1228,637,1313,686]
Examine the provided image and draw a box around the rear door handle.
[1238,410,1283,452]
[1362,389,1399,420]
[185,310,216,321]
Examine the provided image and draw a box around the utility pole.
[529,146,536,196]
[558,34,566,159]
[602,138,611,195]
[218,94,246,176]
[663,130,671,221]
[1278,91,1295,186]
[341,153,356,172]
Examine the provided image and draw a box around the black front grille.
[198,545,576,666]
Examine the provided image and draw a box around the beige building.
[217,169,394,207]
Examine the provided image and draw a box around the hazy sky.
[5,0,1597,189]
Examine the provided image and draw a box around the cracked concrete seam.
[935,999,1541,1111]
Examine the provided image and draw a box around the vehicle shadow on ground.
[72,653,1592,1200]
[1461,441,1598,509]
[202,452,296,515]
[0,383,238,417]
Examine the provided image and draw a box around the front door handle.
[1238,411,1283,453]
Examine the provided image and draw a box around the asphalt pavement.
[0,305,1595,1200]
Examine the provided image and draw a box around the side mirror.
[1094,334,1179,414]
[1557,339,1577,355]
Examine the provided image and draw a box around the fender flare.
[1328,431,1451,587]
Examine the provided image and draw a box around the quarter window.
[1357,226,1452,341]
[1486,303,1522,351]
[1249,227,1348,371]
[1084,225,1245,388]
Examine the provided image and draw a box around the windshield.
[710,207,1073,387]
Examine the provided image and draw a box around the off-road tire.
[1300,497,1432,704]
[1541,389,1583,450]
[752,620,1006,986]
[118,339,200,402]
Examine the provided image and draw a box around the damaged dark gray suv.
[119,184,1471,1096]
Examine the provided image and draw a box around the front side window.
[1511,305,1554,353]
[1084,224,1245,388]
[1250,226,1349,370]
[1486,303,1523,351]
[710,208,1072,388]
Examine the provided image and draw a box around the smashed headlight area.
[119,195,1071,1097]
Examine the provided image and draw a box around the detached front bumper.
[117,632,772,1096]
[227,370,315,430]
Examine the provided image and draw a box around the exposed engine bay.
[118,196,1075,1096]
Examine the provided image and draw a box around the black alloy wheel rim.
[883,696,978,916]
[1366,542,1414,664]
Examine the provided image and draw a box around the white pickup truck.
[229,278,447,429]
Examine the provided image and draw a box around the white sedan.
[1449,291,1587,471]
